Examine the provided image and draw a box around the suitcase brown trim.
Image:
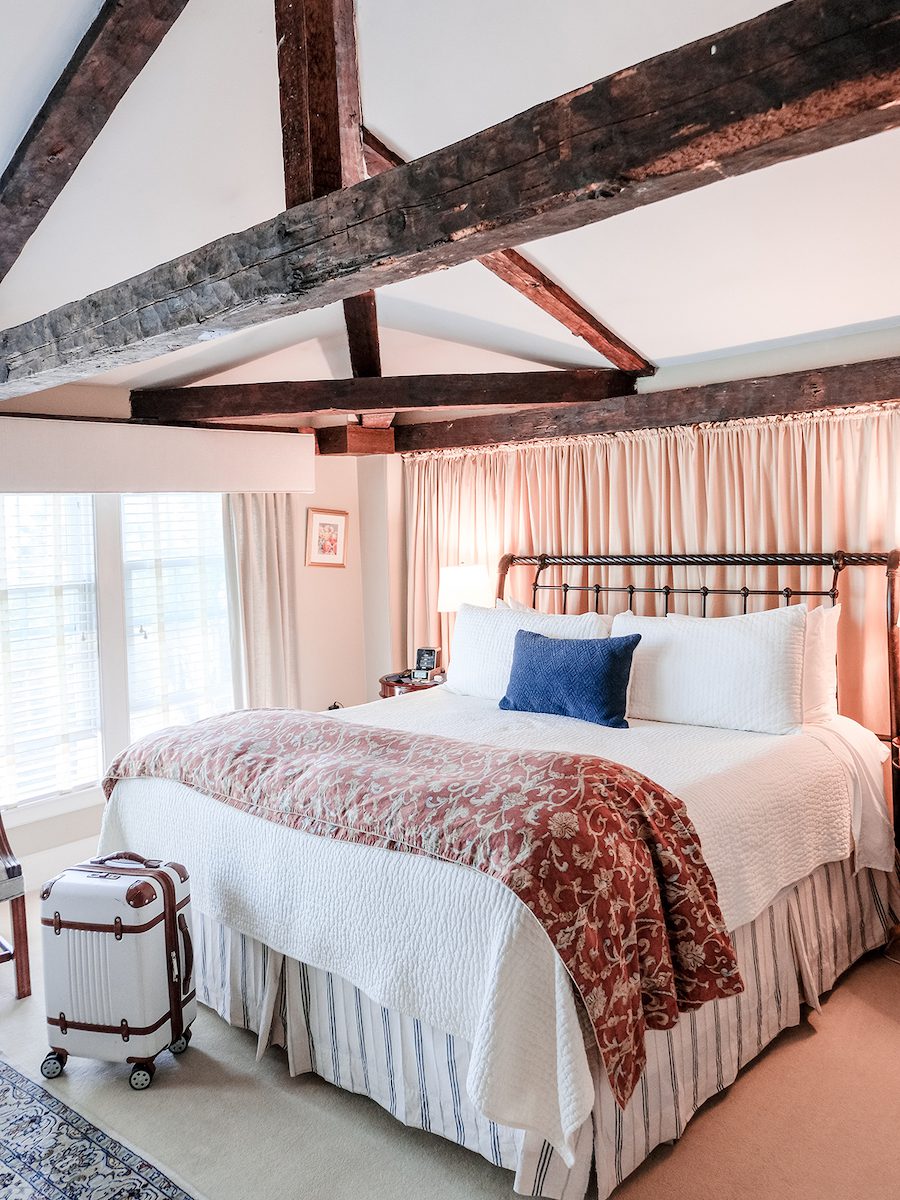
[150,868,186,1043]
[47,991,196,1039]
[41,911,166,936]
[49,1011,170,1038]
[40,895,187,937]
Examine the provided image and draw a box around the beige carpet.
[2,894,899,1200]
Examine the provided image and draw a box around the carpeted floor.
[1,894,899,1200]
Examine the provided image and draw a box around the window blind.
[121,494,234,741]
[0,495,101,806]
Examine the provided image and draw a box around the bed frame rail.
[497,550,900,848]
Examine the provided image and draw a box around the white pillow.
[611,605,807,734]
[666,604,840,725]
[447,603,612,700]
[496,595,624,622]
[495,596,531,611]
[803,603,840,723]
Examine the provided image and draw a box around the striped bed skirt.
[194,858,899,1200]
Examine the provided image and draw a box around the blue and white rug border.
[0,1056,202,1199]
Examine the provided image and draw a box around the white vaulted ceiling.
[0,0,898,412]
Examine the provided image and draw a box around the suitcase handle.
[91,852,160,867]
[178,913,193,996]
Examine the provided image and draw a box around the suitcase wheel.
[169,1027,192,1056]
[40,1051,67,1080]
[128,1063,155,1091]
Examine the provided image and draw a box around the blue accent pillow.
[498,629,641,728]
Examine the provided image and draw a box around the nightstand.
[379,673,444,699]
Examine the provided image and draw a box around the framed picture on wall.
[306,508,348,568]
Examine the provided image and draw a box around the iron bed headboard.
[496,550,900,847]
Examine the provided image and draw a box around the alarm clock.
[411,646,439,680]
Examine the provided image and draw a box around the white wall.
[9,795,104,884]
[0,416,315,493]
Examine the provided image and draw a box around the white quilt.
[100,691,892,1163]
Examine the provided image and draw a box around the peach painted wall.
[357,455,408,697]
[295,455,368,712]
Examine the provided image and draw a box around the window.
[122,495,234,741]
[0,496,101,806]
[0,493,237,809]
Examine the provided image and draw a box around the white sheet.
[805,715,894,873]
[99,690,893,1164]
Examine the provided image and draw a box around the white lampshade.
[437,563,494,613]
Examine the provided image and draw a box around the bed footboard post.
[496,554,514,601]
[885,550,900,849]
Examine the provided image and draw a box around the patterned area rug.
[0,1059,195,1199]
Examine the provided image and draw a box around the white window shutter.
[121,494,235,741]
[0,495,102,806]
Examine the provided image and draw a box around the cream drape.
[225,493,306,708]
[404,403,900,733]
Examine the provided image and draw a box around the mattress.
[100,691,893,1160]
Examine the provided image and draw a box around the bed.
[98,551,900,1200]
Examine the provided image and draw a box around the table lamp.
[437,563,494,613]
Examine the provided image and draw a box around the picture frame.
[305,508,348,568]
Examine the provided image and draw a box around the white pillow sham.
[611,605,808,734]
[802,603,840,723]
[447,603,612,700]
[497,597,625,625]
[667,603,840,725]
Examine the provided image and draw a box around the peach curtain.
[403,402,900,733]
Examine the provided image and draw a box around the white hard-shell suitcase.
[39,851,196,1090]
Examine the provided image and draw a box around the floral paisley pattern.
[0,1060,193,1199]
[105,710,743,1107]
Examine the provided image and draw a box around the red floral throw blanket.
[103,709,743,1106]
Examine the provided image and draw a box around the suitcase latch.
[120,1020,130,1042]
[53,912,61,935]
[170,951,179,983]
[114,917,123,940]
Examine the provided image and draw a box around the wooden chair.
[0,812,30,999]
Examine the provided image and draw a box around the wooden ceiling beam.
[2,0,898,398]
[317,423,395,454]
[359,127,402,178]
[360,409,397,428]
[0,0,190,283]
[392,357,900,452]
[130,368,637,421]
[275,0,382,379]
[343,292,381,378]
[362,128,653,376]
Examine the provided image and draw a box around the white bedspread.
[334,691,893,922]
[100,691,892,1163]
